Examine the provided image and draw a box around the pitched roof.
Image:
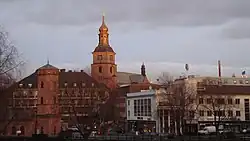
[59,71,107,88]
[15,70,107,89]
[38,63,58,70]
[116,72,148,85]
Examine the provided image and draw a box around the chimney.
[218,60,221,78]
[60,69,66,72]
[80,70,84,72]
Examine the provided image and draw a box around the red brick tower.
[91,15,117,88]
[36,62,61,135]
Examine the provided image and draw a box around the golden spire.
[98,13,109,46]
[99,12,108,32]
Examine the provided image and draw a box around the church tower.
[91,15,117,88]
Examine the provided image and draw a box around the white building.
[126,89,158,133]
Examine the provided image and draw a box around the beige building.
[156,75,250,134]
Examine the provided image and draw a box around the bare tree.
[164,80,199,135]
[0,28,24,82]
[0,28,24,135]
[200,95,235,135]
[59,84,110,137]
[157,72,174,86]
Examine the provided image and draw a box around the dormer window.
[73,83,77,87]
[19,83,23,88]
[40,81,44,88]
[28,84,32,88]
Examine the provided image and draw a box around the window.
[128,110,130,117]
[41,126,44,134]
[207,111,212,116]
[235,99,240,104]
[99,66,102,73]
[236,111,241,116]
[199,110,204,116]
[207,98,212,104]
[217,98,225,104]
[228,110,233,117]
[199,98,203,104]
[54,126,56,135]
[233,80,237,84]
[239,80,243,84]
[20,126,25,135]
[97,55,102,60]
[11,126,16,135]
[228,99,233,104]
[110,55,113,61]
[127,100,130,106]
[246,80,249,84]
[133,98,151,117]
[40,81,44,88]
[53,96,56,104]
[110,67,113,73]
[41,97,44,104]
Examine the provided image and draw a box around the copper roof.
[93,45,114,52]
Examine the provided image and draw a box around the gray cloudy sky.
[1,0,250,80]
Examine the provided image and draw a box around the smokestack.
[218,60,221,78]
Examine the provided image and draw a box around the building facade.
[1,63,110,136]
[126,90,158,133]
[156,75,250,134]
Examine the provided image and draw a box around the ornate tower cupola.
[91,14,117,88]
[141,63,146,76]
[98,15,109,46]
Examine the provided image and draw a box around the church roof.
[116,72,148,85]
[93,45,114,52]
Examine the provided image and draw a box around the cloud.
[221,19,250,39]
[1,0,250,28]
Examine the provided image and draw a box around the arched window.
[40,81,44,88]
[41,97,44,104]
[53,126,56,135]
[99,66,102,73]
[11,126,16,135]
[110,67,113,73]
[20,126,25,135]
[53,96,56,104]
[110,55,113,61]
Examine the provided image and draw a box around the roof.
[116,72,148,85]
[38,63,58,70]
[198,85,250,95]
[93,45,114,52]
[14,70,108,89]
[126,90,155,98]
[59,71,107,88]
